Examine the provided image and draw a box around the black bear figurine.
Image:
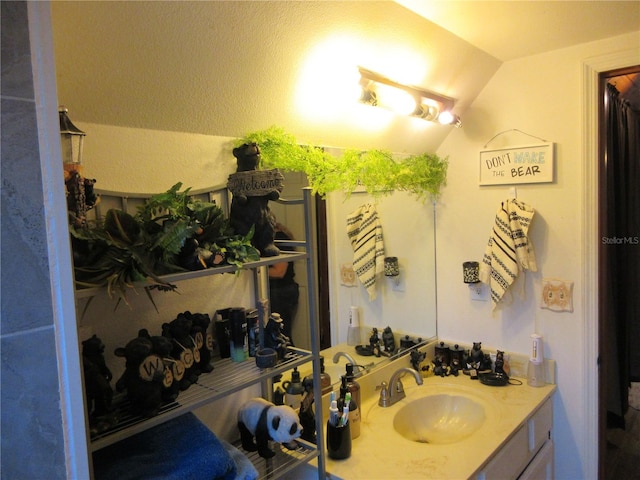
[228,143,284,257]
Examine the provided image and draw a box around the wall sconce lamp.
[358,66,462,127]
[59,105,86,166]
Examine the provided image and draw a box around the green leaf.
[237,126,448,199]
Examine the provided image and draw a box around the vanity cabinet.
[77,187,325,479]
[476,397,553,480]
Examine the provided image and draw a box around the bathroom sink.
[393,394,486,444]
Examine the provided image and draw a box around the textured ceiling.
[396,1,640,62]
[51,1,501,153]
[51,1,639,153]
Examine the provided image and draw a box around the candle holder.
[384,257,400,287]
[462,261,480,284]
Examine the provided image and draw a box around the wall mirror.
[50,2,437,381]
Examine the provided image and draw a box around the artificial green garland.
[236,126,448,199]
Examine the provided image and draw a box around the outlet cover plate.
[469,283,489,301]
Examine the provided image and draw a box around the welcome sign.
[479,143,554,185]
[227,169,284,197]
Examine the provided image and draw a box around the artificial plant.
[70,182,259,310]
[237,125,448,200]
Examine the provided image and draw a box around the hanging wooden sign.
[227,169,284,197]
[479,142,554,185]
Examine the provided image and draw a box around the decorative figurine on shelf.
[237,398,302,458]
[495,350,510,376]
[114,334,165,418]
[81,335,114,428]
[410,349,431,378]
[299,375,317,443]
[162,313,200,390]
[188,311,214,374]
[138,329,180,403]
[433,355,448,377]
[409,349,425,372]
[381,326,396,356]
[228,143,284,257]
[450,357,462,377]
[480,353,493,372]
[264,312,291,359]
[468,342,484,370]
[369,327,381,357]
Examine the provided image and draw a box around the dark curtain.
[603,83,640,428]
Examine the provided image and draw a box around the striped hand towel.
[346,203,385,300]
[479,199,537,310]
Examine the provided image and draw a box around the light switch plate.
[469,283,489,301]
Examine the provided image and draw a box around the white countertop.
[321,373,556,480]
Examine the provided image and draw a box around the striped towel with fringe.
[479,198,537,310]
[347,203,385,300]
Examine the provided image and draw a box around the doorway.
[598,65,640,480]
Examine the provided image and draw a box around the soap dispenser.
[344,363,361,408]
[319,356,333,395]
[282,367,304,409]
[338,375,360,439]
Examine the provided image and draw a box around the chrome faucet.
[332,352,373,377]
[332,351,358,367]
[378,367,423,407]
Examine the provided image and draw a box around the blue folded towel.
[93,413,238,480]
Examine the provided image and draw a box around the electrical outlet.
[391,276,405,292]
[469,283,489,301]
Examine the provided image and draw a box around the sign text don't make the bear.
[479,142,554,185]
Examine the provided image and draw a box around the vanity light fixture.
[358,67,461,127]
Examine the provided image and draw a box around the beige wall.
[435,32,640,479]
[13,0,639,475]
[67,30,640,479]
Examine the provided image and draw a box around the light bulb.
[375,84,417,116]
[438,111,455,125]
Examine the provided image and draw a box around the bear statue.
[228,143,284,257]
[114,333,165,418]
[138,329,181,403]
[81,335,114,424]
[187,311,214,374]
[162,312,200,390]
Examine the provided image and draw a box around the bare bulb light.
[437,111,462,128]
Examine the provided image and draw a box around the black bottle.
[344,363,361,409]
[338,373,360,439]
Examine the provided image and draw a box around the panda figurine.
[237,397,302,458]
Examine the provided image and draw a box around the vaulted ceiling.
[51,1,639,152]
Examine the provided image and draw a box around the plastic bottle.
[246,309,259,357]
[229,307,248,362]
